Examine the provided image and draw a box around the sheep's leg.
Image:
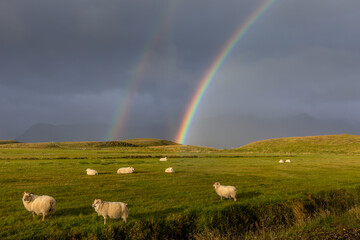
[221,196,223,200]
[122,216,127,223]
[42,213,45,222]
[32,212,35,217]
[104,217,107,224]
[234,197,237,202]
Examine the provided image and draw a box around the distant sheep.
[22,192,56,221]
[86,168,98,175]
[285,159,291,163]
[213,182,237,201]
[117,167,134,174]
[92,199,129,224]
[165,167,175,173]
[159,157,168,161]
[279,159,284,163]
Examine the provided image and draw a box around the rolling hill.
[0,140,18,145]
[235,134,360,154]
[0,138,177,148]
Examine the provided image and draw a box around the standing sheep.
[92,199,129,224]
[285,159,291,163]
[279,159,284,163]
[159,157,168,161]
[213,182,237,202]
[117,167,134,174]
[86,168,98,175]
[165,167,175,173]
[22,192,56,221]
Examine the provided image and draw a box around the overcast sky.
[1,0,360,148]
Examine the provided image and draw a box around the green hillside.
[121,138,178,146]
[235,134,360,154]
[0,140,19,145]
[0,138,177,148]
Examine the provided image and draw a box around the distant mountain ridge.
[15,123,171,143]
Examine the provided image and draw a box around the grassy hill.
[121,138,178,146]
[0,138,218,157]
[0,138,176,148]
[0,140,18,145]
[235,134,360,154]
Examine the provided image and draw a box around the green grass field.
[1,135,360,239]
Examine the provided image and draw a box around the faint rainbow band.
[108,0,178,141]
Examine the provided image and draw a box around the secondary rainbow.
[175,0,276,144]
[107,50,150,141]
[108,1,177,141]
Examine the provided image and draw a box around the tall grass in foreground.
[3,188,360,239]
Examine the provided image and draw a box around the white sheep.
[285,159,291,163]
[92,199,129,224]
[279,159,284,163]
[86,168,98,175]
[22,192,56,221]
[159,157,168,161]
[165,167,175,173]
[117,167,134,174]
[213,182,237,202]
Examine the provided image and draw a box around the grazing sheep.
[213,182,237,201]
[165,167,175,173]
[22,192,56,221]
[117,167,134,174]
[86,168,98,175]
[285,159,291,163]
[279,159,284,163]
[159,157,168,161]
[92,199,129,224]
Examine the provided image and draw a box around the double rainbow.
[175,0,276,144]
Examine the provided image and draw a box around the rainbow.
[175,0,276,144]
[108,1,177,141]
[107,50,150,141]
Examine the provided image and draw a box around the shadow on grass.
[97,172,113,175]
[57,206,93,217]
[238,191,262,199]
[131,206,187,219]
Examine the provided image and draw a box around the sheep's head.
[92,199,103,209]
[86,168,91,172]
[22,192,34,202]
[130,167,134,172]
[213,182,221,189]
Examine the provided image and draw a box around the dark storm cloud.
[0,0,264,93]
[0,0,162,93]
[1,0,360,147]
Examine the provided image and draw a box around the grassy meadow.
[1,135,360,239]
